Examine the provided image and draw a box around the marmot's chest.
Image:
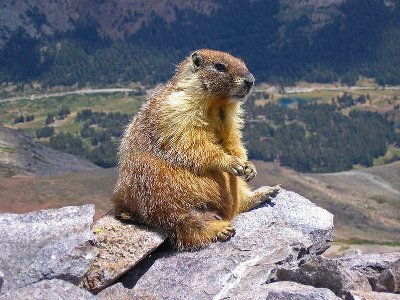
[208,107,227,127]
[208,107,232,144]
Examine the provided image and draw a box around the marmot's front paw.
[225,156,247,176]
[244,161,257,182]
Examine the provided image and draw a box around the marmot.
[113,49,280,250]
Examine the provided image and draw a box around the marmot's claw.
[244,175,253,182]
[234,165,245,176]
[230,167,239,176]
[244,161,257,182]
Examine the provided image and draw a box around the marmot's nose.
[244,73,255,89]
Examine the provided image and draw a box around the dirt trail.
[0,88,134,103]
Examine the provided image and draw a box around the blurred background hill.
[0,0,400,87]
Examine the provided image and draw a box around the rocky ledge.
[120,188,334,299]
[0,188,399,300]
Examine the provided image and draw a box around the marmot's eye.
[214,63,227,72]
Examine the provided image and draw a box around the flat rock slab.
[0,279,95,300]
[82,211,166,293]
[117,188,334,299]
[0,205,97,295]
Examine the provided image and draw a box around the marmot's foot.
[255,185,281,197]
[196,211,235,241]
[173,219,235,250]
[215,225,236,242]
[251,185,281,208]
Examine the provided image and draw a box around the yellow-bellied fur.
[113,49,278,250]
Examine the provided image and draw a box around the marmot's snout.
[232,71,255,100]
[243,72,255,93]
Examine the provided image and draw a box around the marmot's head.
[174,49,255,101]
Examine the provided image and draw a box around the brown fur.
[113,49,279,250]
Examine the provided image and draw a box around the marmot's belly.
[128,155,240,221]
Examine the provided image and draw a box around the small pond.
[278,97,312,107]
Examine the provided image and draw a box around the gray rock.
[120,188,334,299]
[277,251,400,297]
[82,211,165,293]
[348,252,400,293]
[0,279,95,300]
[96,283,137,300]
[345,289,400,300]
[263,281,340,300]
[277,255,371,297]
[0,205,97,295]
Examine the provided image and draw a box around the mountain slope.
[1,0,399,86]
[0,125,99,176]
[0,0,217,46]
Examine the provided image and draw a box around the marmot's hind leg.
[170,211,236,250]
[238,185,281,213]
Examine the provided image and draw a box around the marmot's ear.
[191,52,202,68]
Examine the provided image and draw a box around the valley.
[1,83,399,171]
